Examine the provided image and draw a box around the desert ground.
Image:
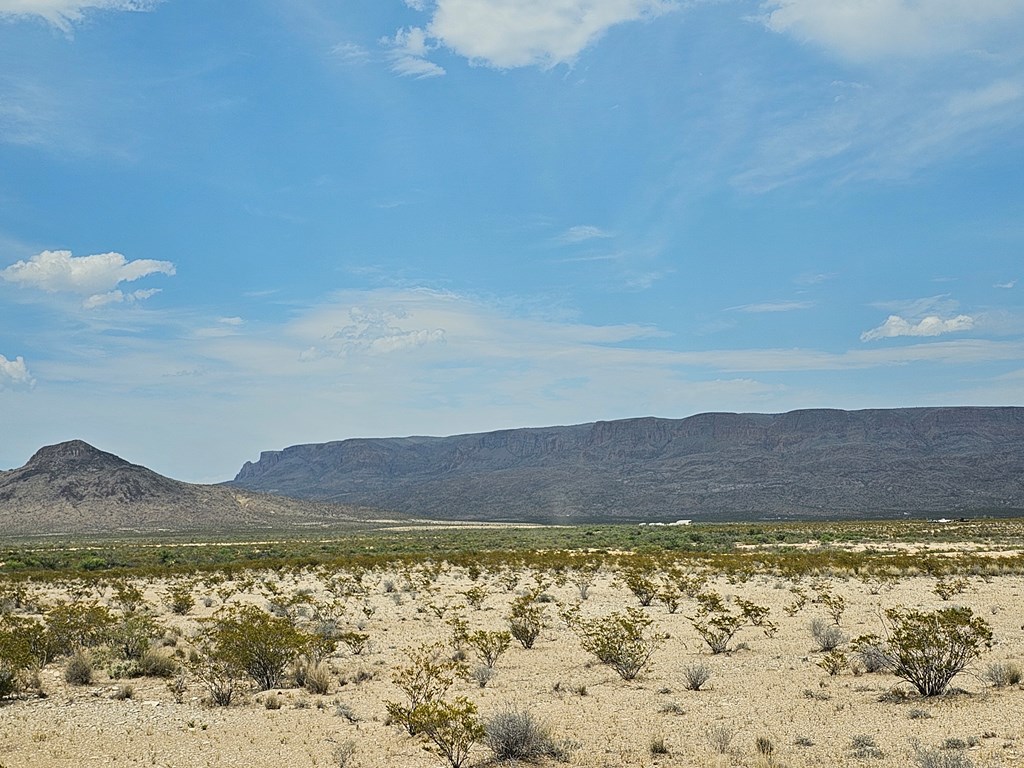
[1,530,1023,768]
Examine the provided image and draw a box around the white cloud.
[555,225,613,244]
[730,300,816,313]
[0,0,158,33]
[382,26,447,78]
[385,0,678,73]
[0,354,34,389]
[1,249,174,308]
[759,0,1024,62]
[995,280,1016,289]
[860,314,975,342]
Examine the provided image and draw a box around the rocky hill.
[0,440,382,536]
[230,407,1024,522]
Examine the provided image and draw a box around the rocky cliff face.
[0,440,380,536]
[230,407,1024,522]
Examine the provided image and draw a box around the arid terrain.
[1,526,1023,768]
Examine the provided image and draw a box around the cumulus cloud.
[1,249,174,308]
[860,314,975,342]
[0,0,159,33]
[759,0,1024,61]
[384,0,678,73]
[0,354,34,389]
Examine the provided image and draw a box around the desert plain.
[1,523,1023,768]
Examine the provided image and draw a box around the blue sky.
[1,0,1023,483]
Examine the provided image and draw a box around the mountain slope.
[230,407,1024,522]
[0,440,381,536]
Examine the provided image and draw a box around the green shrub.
[45,602,113,658]
[687,593,747,654]
[853,607,992,696]
[408,697,484,768]
[384,642,464,735]
[573,607,667,681]
[137,648,178,678]
[466,630,511,669]
[0,622,36,699]
[166,582,195,615]
[508,593,546,649]
[108,612,160,661]
[198,605,317,691]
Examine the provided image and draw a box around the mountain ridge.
[230,407,1024,522]
[0,440,384,536]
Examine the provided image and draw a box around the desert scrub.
[983,660,1022,688]
[166,582,195,615]
[682,662,712,691]
[384,642,465,735]
[688,591,773,654]
[485,705,559,762]
[44,601,113,659]
[466,630,512,669]
[108,612,161,661]
[810,617,847,652]
[818,649,848,676]
[408,697,484,768]
[0,619,37,699]
[64,649,93,685]
[571,606,667,681]
[620,566,659,607]
[853,607,992,696]
[508,591,547,649]
[197,604,321,691]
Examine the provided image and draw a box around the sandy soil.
[1,563,1023,768]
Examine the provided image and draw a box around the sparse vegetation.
[853,607,993,696]
[571,606,667,681]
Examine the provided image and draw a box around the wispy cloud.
[759,1,1024,62]
[381,26,446,78]
[1,249,175,309]
[0,353,34,389]
[555,224,613,244]
[729,300,816,313]
[995,279,1017,289]
[0,0,160,34]
[330,42,371,65]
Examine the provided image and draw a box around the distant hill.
[230,407,1024,522]
[0,440,383,536]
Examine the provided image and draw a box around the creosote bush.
[198,605,321,691]
[571,606,667,681]
[466,630,511,669]
[508,592,546,649]
[408,697,484,768]
[853,607,992,697]
[384,642,464,735]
